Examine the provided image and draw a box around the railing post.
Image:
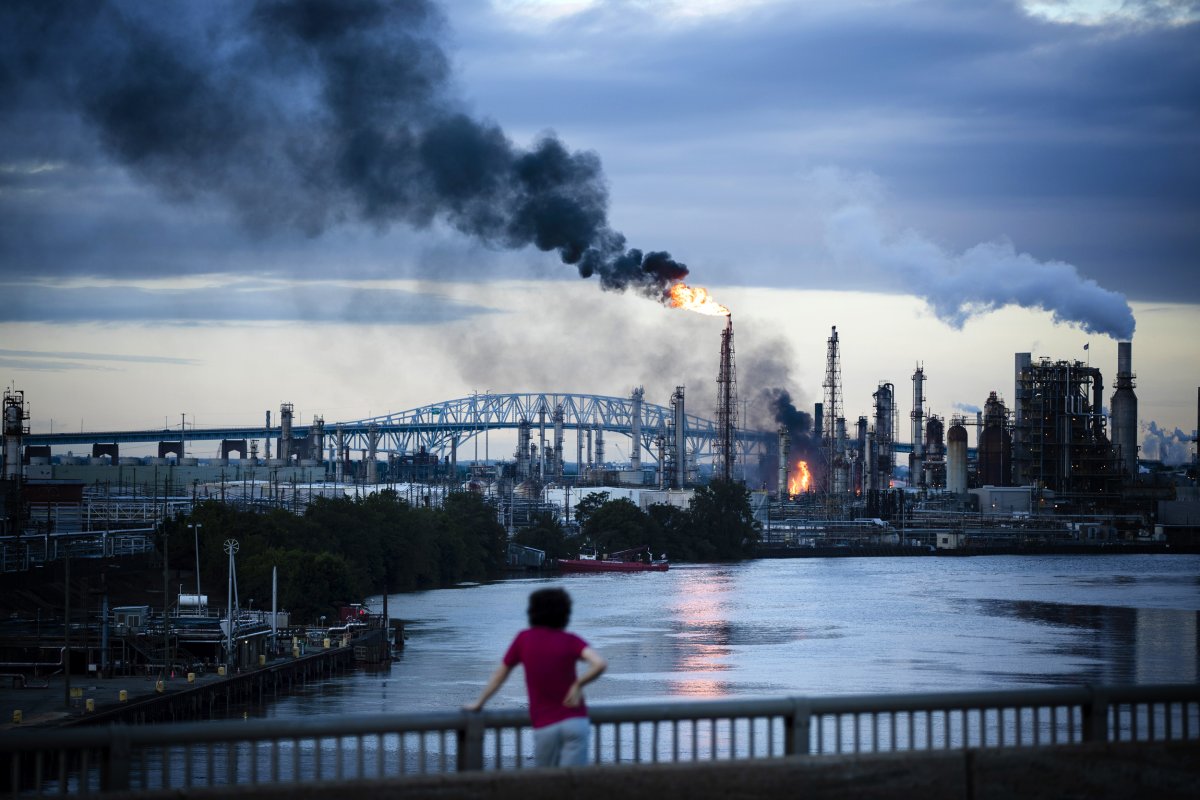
[457,713,485,772]
[102,724,131,792]
[1082,687,1109,743]
[786,698,812,755]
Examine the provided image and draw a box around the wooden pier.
[60,645,356,727]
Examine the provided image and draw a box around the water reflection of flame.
[669,571,734,698]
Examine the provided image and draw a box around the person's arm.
[464,662,514,712]
[563,647,606,707]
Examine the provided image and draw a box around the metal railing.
[3,683,1197,795]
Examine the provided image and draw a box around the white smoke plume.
[808,168,1136,340]
[1140,421,1195,465]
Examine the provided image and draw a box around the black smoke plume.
[767,389,823,491]
[0,0,688,296]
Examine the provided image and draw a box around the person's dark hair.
[527,588,571,629]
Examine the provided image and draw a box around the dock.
[2,644,357,730]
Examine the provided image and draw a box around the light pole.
[224,539,239,671]
[187,523,203,613]
[161,523,170,680]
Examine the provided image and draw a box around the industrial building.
[3,317,1198,553]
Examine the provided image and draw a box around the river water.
[260,555,1199,722]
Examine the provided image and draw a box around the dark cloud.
[0,0,688,298]
[1,0,1195,309]
[453,0,1199,303]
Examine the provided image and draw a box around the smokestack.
[1110,341,1138,478]
[1118,342,1132,377]
[778,426,790,496]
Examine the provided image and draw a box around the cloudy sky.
[1,0,1197,463]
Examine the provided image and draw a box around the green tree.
[441,491,508,581]
[646,502,702,561]
[513,512,570,560]
[573,491,611,530]
[688,479,759,560]
[580,497,658,556]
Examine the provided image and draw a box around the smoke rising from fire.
[767,389,822,491]
[808,169,1136,340]
[0,0,688,298]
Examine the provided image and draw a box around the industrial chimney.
[1110,341,1138,478]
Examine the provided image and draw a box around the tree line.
[165,480,759,623]
[514,479,759,563]
[163,490,508,623]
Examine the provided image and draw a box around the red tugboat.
[556,546,669,573]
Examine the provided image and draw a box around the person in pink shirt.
[465,588,607,767]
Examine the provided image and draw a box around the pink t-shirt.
[503,627,589,729]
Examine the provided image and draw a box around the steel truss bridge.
[26,393,781,467]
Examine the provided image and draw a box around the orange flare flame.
[788,460,811,495]
[665,282,730,316]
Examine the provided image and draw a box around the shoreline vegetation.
[169,481,759,622]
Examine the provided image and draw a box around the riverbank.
[0,645,358,730]
[754,542,1198,558]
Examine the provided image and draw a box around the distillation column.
[364,423,379,485]
[517,419,532,481]
[553,404,565,481]
[538,409,547,482]
[3,389,28,480]
[279,403,294,463]
[671,386,686,488]
[778,426,789,496]
[334,426,345,482]
[822,327,843,494]
[911,365,925,488]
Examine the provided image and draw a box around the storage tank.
[947,424,968,493]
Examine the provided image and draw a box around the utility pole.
[63,552,70,709]
[162,526,169,680]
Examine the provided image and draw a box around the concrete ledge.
[104,740,1200,800]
